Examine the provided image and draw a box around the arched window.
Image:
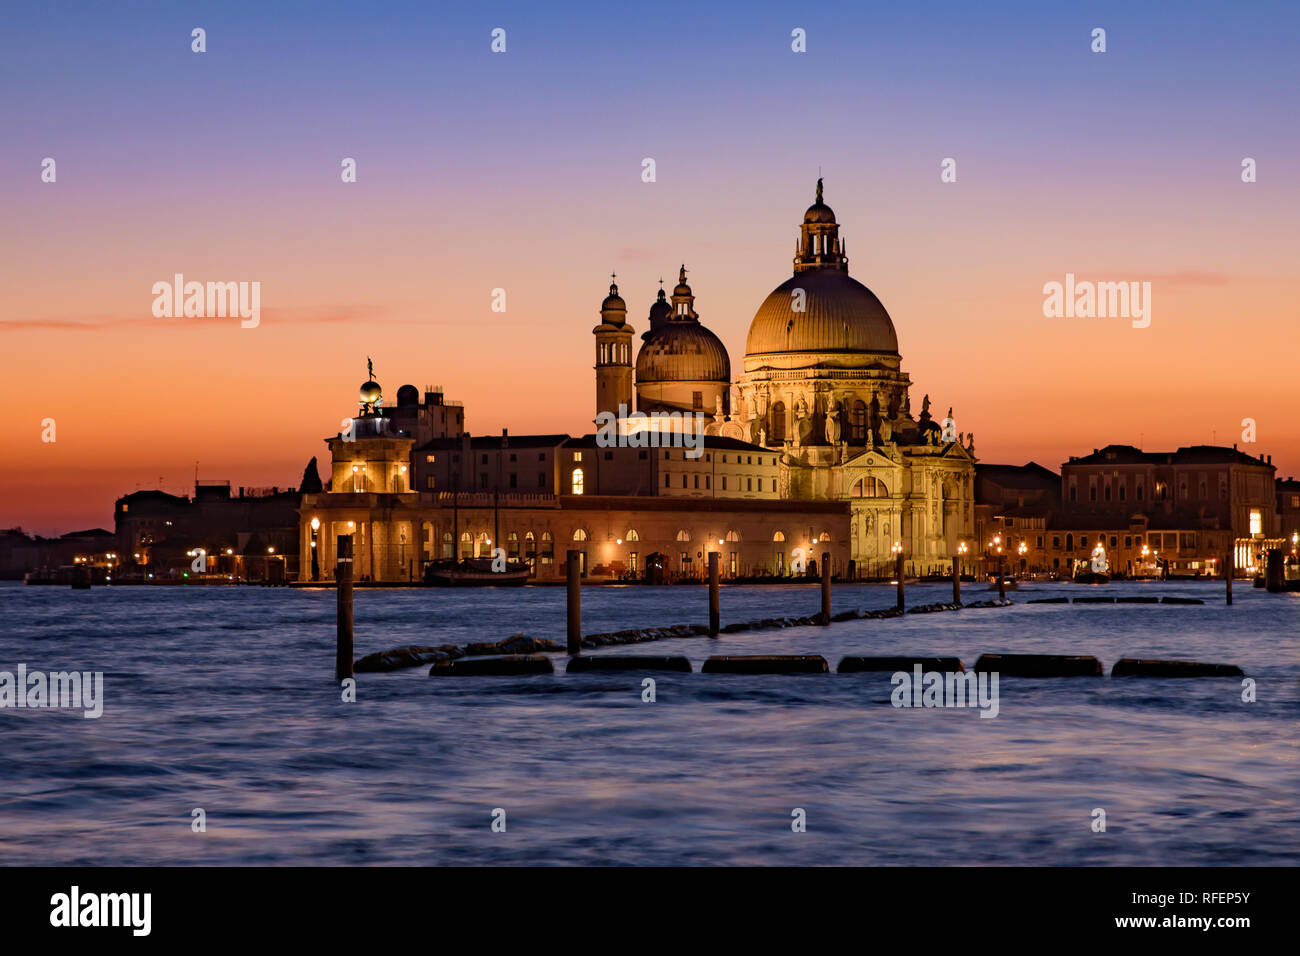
[849,400,867,442]
[442,531,453,558]
[770,402,786,442]
[676,529,691,542]
[507,531,519,557]
[525,531,536,557]
[460,531,473,558]
[773,531,786,542]
[541,531,554,564]
[819,531,831,542]
[626,529,640,541]
[571,468,584,495]
[725,530,740,542]
[851,476,889,498]
[573,529,588,542]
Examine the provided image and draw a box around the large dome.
[746,270,898,359]
[636,323,731,383]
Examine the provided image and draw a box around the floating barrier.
[429,655,554,677]
[1110,658,1244,678]
[1116,596,1160,604]
[1027,597,1069,604]
[1073,596,1116,604]
[973,653,1103,677]
[566,655,692,673]
[1160,596,1204,605]
[701,655,829,674]
[838,656,965,673]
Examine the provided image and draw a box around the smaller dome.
[601,279,626,314]
[396,384,419,406]
[359,381,382,405]
[636,324,730,384]
[803,202,836,224]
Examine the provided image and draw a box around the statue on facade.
[824,403,841,444]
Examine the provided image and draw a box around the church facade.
[612,179,977,573]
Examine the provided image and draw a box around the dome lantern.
[643,278,672,338]
[669,264,698,322]
[795,177,848,274]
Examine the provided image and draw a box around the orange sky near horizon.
[7,172,1298,535]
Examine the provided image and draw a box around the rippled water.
[0,579,1296,865]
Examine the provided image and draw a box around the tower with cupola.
[593,275,634,420]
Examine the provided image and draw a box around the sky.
[3,0,1298,534]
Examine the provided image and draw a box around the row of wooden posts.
[332,533,1240,681]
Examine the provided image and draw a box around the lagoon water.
[0,579,1296,866]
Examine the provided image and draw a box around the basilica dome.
[746,270,898,358]
[637,322,731,383]
[744,179,899,365]
[635,265,730,384]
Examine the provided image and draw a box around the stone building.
[973,444,1285,577]
[1059,444,1280,574]
[299,377,847,583]
[115,481,303,580]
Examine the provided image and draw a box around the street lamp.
[310,517,321,582]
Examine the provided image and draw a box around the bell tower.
[593,274,634,420]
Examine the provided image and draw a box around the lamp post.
[891,540,904,611]
[310,517,320,581]
[990,535,1005,599]
[954,540,968,603]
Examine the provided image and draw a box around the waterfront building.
[115,480,305,581]
[973,463,1061,575]
[1059,444,1281,574]
[973,445,1283,577]
[300,377,847,582]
